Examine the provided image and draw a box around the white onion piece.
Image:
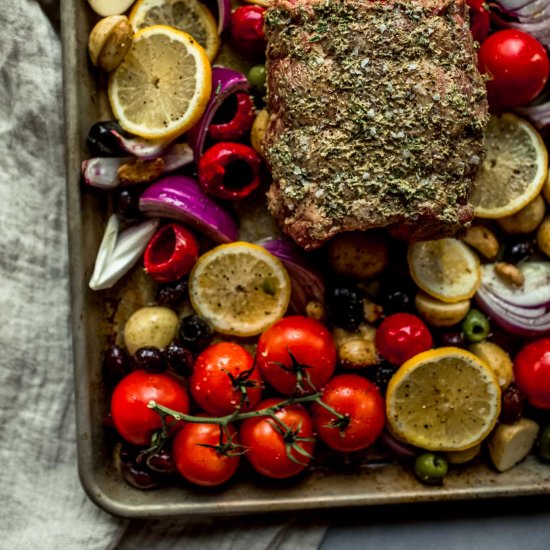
[89,216,159,290]
[480,263,550,308]
[111,129,173,159]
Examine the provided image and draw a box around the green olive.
[462,308,490,343]
[248,65,266,90]
[539,425,550,461]
[414,453,448,485]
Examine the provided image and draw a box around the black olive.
[132,346,166,373]
[500,384,525,425]
[378,278,416,315]
[502,238,535,264]
[371,362,398,394]
[114,189,141,223]
[103,345,130,385]
[156,278,189,306]
[327,284,364,331]
[178,315,214,352]
[437,330,466,348]
[86,121,125,156]
[164,342,194,376]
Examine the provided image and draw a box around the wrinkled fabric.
[0,2,328,548]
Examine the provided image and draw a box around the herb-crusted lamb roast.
[263,0,489,249]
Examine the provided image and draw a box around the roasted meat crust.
[263,0,489,249]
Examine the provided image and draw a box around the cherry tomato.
[172,417,240,487]
[111,370,189,446]
[375,313,432,365]
[256,316,337,396]
[514,338,550,409]
[230,6,266,58]
[466,0,490,44]
[190,342,262,416]
[478,29,550,110]
[240,397,315,479]
[312,374,385,453]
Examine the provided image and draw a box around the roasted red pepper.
[198,142,262,201]
[230,5,266,58]
[144,223,199,283]
[208,92,255,142]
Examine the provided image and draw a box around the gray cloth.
[0,2,327,548]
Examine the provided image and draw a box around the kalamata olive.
[327,284,364,331]
[500,384,525,424]
[438,330,466,348]
[103,344,130,385]
[378,279,416,315]
[156,278,189,306]
[372,362,398,394]
[132,346,166,373]
[115,188,141,222]
[379,430,417,460]
[146,447,176,474]
[86,121,125,156]
[121,461,161,490]
[502,237,535,264]
[178,315,214,352]
[164,342,194,376]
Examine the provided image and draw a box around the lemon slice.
[471,113,548,219]
[408,238,481,303]
[129,0,220,61]
[189,242,291,337]
[108,25,211,140]
[386,347,501,452]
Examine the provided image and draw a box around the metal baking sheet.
[61,0,550,518]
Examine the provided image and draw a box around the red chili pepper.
[144,223,199,283]
[198,142,262,201]
[208,92,255,142]
[466,0,490,44]
[230,5,266,58]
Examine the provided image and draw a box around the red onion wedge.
[516,100,550,129]
[258,237,325,313]
[89,215,159,291]
[82,142,193,190]
[139,175,239,244]
[475,262,550,337]
[187,66,250,162]
[110,128,173,159]
[491,3,550,46]
[216,0,231,33]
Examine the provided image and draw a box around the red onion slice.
[139,175,239,244]
[187,66,250,162]
[216,0,231,34]
[82,143,193,190]
[258,237,325,313]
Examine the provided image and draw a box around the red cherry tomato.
[172,417,240,487]
[375,313,432,365]
[190,342,262,416]
[478,29,550,110]
[143,223,199,283]
[256,316,337,395]
[514,338,550,409]
[240,398,315,479]
[230,5,266,58]
[111,370,189,446]
[312,374,385,452]
[466,0,490,44]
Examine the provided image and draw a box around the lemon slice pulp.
[408,238,481,303]
[129,0,220,61]
[386,347,501,452]
[189,242,291,337]
[108,25,211,140]
[471,113,548,219]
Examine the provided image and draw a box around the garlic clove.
[88,0,136,17]
[88,15,134,72]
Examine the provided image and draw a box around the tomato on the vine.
[111,370,189,446]
[312,374,385,453]
[172,417,241,487]
[478,29,550,110]
[190,342,262,416]
[256,316,337,395]
[375,313,432,366]
[514,338,550,410]
[239,398,315,479]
